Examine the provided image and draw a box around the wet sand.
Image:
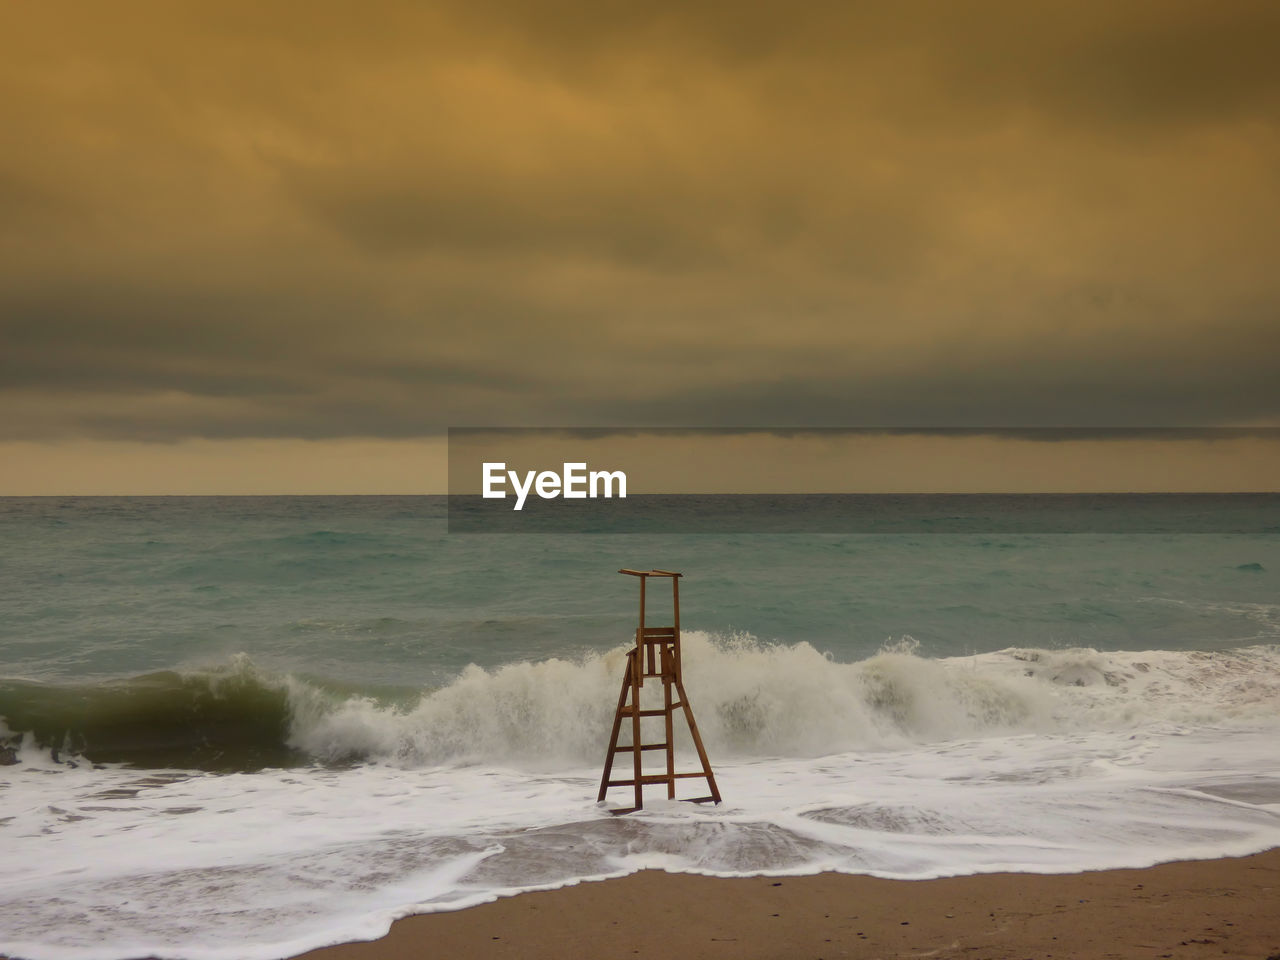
[296,848,1280,960]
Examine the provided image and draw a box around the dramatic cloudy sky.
[2,1,1278,491]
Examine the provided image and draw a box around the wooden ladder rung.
[612,743,668,752]
[619,707,669,717]
[607,775,679,787]
[606,770,709,786]
[681,796,718,804]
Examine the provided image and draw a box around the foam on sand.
[2,637,1279,960]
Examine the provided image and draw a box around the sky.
[2,2,1278,493]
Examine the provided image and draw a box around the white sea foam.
[285,633,1280,766]
[3,640,1280,960]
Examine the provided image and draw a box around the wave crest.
[5,638,1277,772]
[286,635,1280,769]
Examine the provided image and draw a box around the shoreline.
[296,849,1280,960]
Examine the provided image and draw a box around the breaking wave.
[4,636,1279,772]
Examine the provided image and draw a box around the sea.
[2,494,1279,960]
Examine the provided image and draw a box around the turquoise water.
[3,495,1278,769]
[4,495,1278,685]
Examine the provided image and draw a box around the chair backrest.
[619,568,682,681]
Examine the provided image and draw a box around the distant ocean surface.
[3,495,1279,960]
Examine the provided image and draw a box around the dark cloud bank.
[2,1,1278,443]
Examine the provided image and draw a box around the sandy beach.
[296,850,1280,960]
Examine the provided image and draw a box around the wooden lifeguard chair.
[597,569,721,814]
